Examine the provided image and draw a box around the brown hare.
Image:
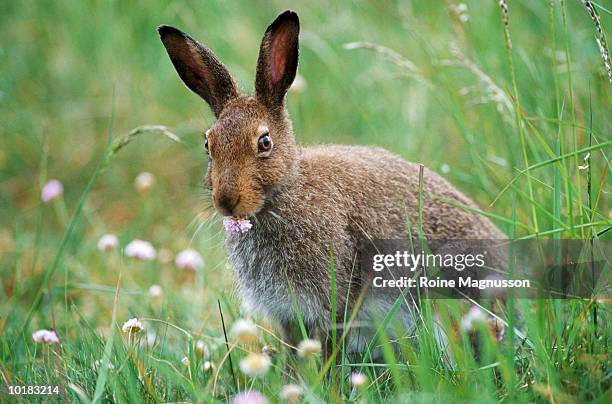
[159,10,504,355]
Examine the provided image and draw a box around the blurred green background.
[0,0,610,401]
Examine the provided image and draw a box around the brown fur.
[159,10,504,351]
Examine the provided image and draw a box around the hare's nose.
[217,193,240,216]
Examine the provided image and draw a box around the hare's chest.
[226,232,325,326]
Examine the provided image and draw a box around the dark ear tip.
[157,25,185,39]
[270,10,300,31]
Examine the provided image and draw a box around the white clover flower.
[195,340,208,358]
[175,248,204,271]
[41,179,63,203]
[280,384,302,402]
[181,356,190,366]
[122,318,144,334]
[350,372,368,388]
[148,284,163,300]
[239,353,271,377]
[125,239,156,261]
[32,329,60,344]
[134,172,155,194]
[230,318,259,344]
[297,338,321,358]
[231,390,268,404]
[97,234,119,252]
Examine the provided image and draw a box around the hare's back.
[298,144,503,240]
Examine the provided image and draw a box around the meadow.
[0,0,610,402]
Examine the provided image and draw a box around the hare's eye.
[258,132,272,153]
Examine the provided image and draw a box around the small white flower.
[440,163,450,174]
[148,284,163,300]
[97,234,119,252]
[297,338,321,358]
[175,248,204,271]
[41,179,63,203]
[134,172,155,194]
[125,239,156,261]
[280,384,302,402]
[195,340,208,358]
[32,329,60,344]
[122,318,144,334]
[239,353,271,377]
[181,356,190,366]
[230,318,259,344]
[203,360,214,372]
[350,372,368,388]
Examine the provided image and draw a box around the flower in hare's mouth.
[223,217,253,233]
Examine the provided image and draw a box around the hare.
[159,10,504,354]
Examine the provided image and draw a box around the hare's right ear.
[255,11,300,109]
[158,25,238,117]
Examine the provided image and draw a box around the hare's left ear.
[255,10,299,109]
[158,25,238,117]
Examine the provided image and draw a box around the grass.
[0,0,610,402]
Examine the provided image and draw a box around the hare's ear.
[255,11,299,109]
[158,25,238,117]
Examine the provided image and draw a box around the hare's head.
[159,11,300,217]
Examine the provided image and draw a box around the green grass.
[1,0,610,402]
